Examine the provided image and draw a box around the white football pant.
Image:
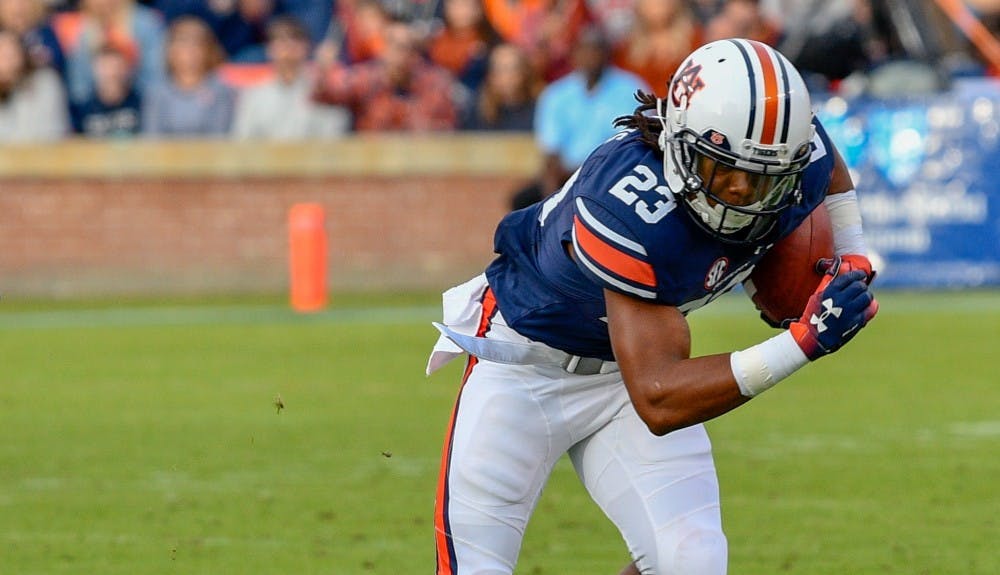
[434,309,728,575]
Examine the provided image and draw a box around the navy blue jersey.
[486,118,836,360]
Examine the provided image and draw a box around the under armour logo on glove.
[789,256,879,361]
[809,298,842,333]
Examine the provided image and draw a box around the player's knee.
[652,527,727,575]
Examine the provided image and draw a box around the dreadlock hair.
[613,90,664,152]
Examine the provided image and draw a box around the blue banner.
[816,78,1000,289]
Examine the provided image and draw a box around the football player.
[427,39,878,575]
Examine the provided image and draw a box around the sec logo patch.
[704,258,729,290]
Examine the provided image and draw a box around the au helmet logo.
[706,130,730,150]
[671,60,705,108]
[809,298,842,333]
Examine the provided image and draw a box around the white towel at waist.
[425,274,617,376]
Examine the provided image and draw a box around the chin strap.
[656,97,669,152]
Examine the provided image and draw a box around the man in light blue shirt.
[533,26,649,199]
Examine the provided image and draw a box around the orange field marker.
[288,203,328,312]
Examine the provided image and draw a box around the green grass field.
[1,290,997,574]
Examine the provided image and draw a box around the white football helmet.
[658,39,815,243]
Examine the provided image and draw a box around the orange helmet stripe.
[749,40,781,145]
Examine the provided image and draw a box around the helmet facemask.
[667,127,809,243]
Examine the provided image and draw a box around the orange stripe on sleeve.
[574,216,656,287]
[750,41,779,145]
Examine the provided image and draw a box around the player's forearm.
[623,353,751,436]
[824,189,869,257]
[730,329,810,396]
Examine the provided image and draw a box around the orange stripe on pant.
[434,288,497,574]
[749,40,780,145]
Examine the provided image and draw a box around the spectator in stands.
[482,0,588,82]
[231,15,350,139]
[73,42,141,136]
[690,0,726,26]
[312,18,460,131]
[329,0,390,64]
[151,0,205,22]
[0,29,69,142]
[211,0,279,63]
[427,0,498,92]
[142,15,236,137]
[462,42,540,131]
[280,0,335,47]
[704,0,781,45]
[584,0,638,46]
[382,0,441,32]
[0,0,66,79]
[613,0,700,97]
[64,0,165,109]
[155,0,280,63]
[531,25,647,199]
[766,0,886,87]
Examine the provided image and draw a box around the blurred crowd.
[0,0,996,148]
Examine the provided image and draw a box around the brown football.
[746,204,834,326]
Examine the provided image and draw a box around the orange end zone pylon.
[288,203,328,312]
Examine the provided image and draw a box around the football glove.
[816,253,876,284]
[789,257,879,361]
[757,254,876,330]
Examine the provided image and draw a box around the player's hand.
[756,254,875,330]
[816,253,876,284]
[789,256,879,360]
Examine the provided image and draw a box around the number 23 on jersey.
[608,164,677,224]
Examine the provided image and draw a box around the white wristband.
[730,331,810,397]
[824,189,868,256]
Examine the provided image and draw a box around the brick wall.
[0,136,540,298]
